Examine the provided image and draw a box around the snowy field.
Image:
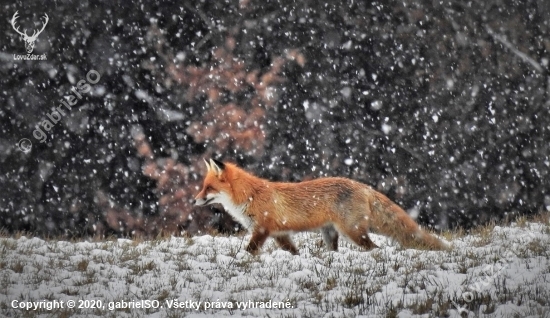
[1,220,549,317]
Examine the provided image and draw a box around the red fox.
[194,159,449,255]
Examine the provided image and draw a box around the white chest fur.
[214,192,254,231]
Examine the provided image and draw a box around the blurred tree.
[0,0,548,237]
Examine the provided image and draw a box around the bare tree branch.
[485,26,543,73]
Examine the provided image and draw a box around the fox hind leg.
[320,225,339,251]
[274,235,299,255]
[337,221,379,251]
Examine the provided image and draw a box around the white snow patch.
[0,221,548,317]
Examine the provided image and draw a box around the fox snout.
[194,192,216,206]
[193,188,206,206]
[193,194,205,206]
[193,197,212,206]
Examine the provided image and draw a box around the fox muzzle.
[194,197,214,206]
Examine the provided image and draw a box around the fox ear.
[203,158,211,172]
[211,159,225,170]
[209,159,225,176]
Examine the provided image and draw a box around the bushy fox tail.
[368,191,449,251]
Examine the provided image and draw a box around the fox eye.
[206,186,214,192]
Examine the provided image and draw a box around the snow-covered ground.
[1,221,549,317]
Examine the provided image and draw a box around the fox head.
[194,159,232,207]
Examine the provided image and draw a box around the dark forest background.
[1,0,549,238]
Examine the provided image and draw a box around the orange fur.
[194,160,449,255]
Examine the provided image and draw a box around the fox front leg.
[320,225,339,251]
[246,228,270,255]
[273,235,299,255]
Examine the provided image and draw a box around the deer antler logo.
[11,11,49,54]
